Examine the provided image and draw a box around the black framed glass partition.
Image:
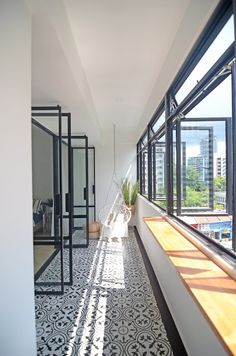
[70,136,89,248]
[88,147,96,222]
[32,106,73,295]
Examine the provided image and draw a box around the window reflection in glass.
[151,135,166,209]
[176,16,234,103]
[141,149,148,197]
[152,111,165,134]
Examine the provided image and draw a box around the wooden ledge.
[144,216,236,356]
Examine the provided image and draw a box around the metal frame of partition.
[70,135,89,248]
[73,146,96,220]
[32,106,73,295]
[60,136,95,248]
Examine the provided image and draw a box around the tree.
[183,187,209,207]
[185,167,207,192]
[214,176,226,192]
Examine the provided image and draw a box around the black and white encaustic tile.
[35,230,174,356]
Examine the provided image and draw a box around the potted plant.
[121,178,139,215]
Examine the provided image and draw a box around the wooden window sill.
[144,216,236,356]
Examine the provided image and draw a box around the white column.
[0,1,36,355]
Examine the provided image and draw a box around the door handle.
[65,193,70,212]
[83,187,87,200]
[55,194,61,216]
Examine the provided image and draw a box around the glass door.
[32,107,72,294]
[88,147,96,221]
[71,136,89,247]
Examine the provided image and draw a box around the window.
[142,149,148,196]
[185,75,232,118]
[138,146,149,197]
[137,1,236,258]
[175,15,234,104]
[151,110,165,135]
[179,120,228,214]
[175,78,233,252]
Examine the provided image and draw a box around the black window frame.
[150,130,167,211]
[137,0,236,260]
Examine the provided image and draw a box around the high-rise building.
[216,157,226,177]
[155,146,165,191]
[187,156,205,181]
[200,136,213,183]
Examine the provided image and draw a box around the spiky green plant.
[130,181,139,205]
[121,178,139,206]
[121,178,131,205]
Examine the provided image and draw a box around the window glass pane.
[180,122,212,212]
[180,215,233,253]
[152,111,165,134]
[141,149,148,197]
[176,16,234,103]
[186,76,232,118]
[177,120,233,253]
[151,135,166,209]
[141,133,148,147]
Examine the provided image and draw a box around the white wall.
[136,0,219,140]
[135,195,227,356]
[96,140,136,218]
[0,1,37,355]
[32,125,53,201]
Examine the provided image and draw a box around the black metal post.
[85,136,89,246]
[58,105,64,294]
[137,143,140,183]
[182,142,187,202]
[226,118,233,214]
[93,147,96,221]
[231,60,236,251]
[176,119,181,215]
[165,92,173,214]
[147,124,152,201]
[152,142,156,201]
[53,136,59,239]
[68,113,73,285]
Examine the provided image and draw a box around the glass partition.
[32,107,72,294]
[71,137,89,247]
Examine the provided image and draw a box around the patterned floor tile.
[35,230,173,355]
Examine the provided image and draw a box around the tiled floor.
[35,230,174,355]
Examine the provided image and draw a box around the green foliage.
[153,199,167,209]
[214,202,225,210]
[131,181,139,205]
[183,187,209,207]
[186,167,207,192]
[183,167,209,207]
[121,178,131,205]
[214,176,226,191]
[157,186,165,194]
[121,178,139,205]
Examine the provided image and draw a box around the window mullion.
[165,92,173,214]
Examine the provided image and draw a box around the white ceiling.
[32,0,219,145]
